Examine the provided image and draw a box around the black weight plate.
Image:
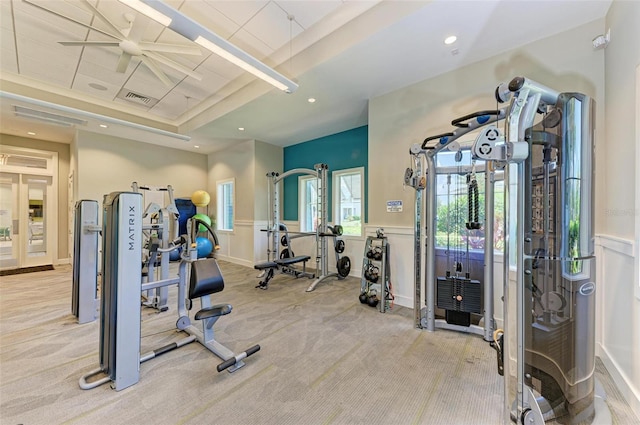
[335,239,345,253]
[280,235,288,246]
[333,225,343,236]
[337,256,351,278]
[280,249,293,259]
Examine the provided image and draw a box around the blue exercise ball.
[169,246,182,262]
[195,237,213,258]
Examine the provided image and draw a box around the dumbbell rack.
[360,236,389,313]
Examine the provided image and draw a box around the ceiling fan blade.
[141,56,173,87]
[80,0,127,39]
[127,14,150,44]
[22,0,120,40]
[116,52,133,73]
[143,51,202,81]
[138,42,202,56]
[59,41,120,47]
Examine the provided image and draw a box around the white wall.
[598,0,640,417]
[75,130,208,203]
[208,140,283,268]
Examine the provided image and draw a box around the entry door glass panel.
[23,175,52,265]
[0,173,19,268]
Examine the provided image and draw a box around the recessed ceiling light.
[308,98,316,103]
[99,124,108,128]
[238,127,245,131]
[444,35,457,45]
[194,145,200,148]
[27,131,36,135]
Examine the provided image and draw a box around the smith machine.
[255,163,350,291]
[406,77,610,424]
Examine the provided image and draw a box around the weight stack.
[436,276,482,326]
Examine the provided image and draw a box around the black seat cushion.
[189,258,224,299]
[254,261,277,270]
[195,304,232,320]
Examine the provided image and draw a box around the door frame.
[0,145,58,270]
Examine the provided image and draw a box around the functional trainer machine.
[79,192,259,391]
[255,163,350,291]
[407,77,610,424]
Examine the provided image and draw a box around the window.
[333,167,364,236]
[299,176,318,232]
[216,179,234,231]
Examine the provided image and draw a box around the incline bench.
[254,255,313,289]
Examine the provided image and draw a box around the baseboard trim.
[597,342,640,419]
[216,255,253,269]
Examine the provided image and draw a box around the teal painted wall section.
[283,126,368,222]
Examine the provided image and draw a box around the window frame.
[298,175,318,232]
[216,178,235,232]
[332,166,364,238]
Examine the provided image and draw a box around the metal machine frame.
[71,199,100,324]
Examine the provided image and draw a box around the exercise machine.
[132,182,179,313]
[79,192,259,391]
[71,200,100,324]
[407,77,610,424]
[256,163,350,291]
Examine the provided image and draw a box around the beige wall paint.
[254,141,283,221]
[75,130,208,203]
[601,0,640,416]
[369,19,606,229]
[0,134,70,261]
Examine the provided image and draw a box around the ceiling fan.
[23,0,203,86]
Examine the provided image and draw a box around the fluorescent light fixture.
[120,0,298,93]
[118,0,172,27]
[194,36,290,92]
[444,35,457,45]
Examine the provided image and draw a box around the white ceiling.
[0,0,611,154]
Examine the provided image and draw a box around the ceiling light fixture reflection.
[99,124,108,128]
[238,127,245,131]
[117,0,298,93]
[27,131,36,135]
[444,35,457,45]
[308,98,316,103]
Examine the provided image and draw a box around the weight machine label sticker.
[386,200,403,213]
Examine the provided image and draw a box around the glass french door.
[0,172,54,270]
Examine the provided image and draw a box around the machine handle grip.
[421,132,455,150]
[216,345,261,372]
[450,110,501,128]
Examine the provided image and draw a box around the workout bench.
[254,255,313,289]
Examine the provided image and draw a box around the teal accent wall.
[283,125,368,222]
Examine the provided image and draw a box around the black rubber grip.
[154,342,178,357]
[421,132,455,149]
[246,345,261,357]
[217,358,236,372]
[451,110,500,128]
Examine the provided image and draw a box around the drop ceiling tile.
[13,1,92,39]
[205,0,269,27]
[16,35,82,64]
[80,44,126,70]
[19,56,75,88]
[1,27,15,52]
[0,48,18,73]
[199,53,244,81]
[275,1,342,30]
[229,28,273,60]
[243,1,303,50]
[71,72,121,100]
[148,89,190,120]
[125,65,178,99]
[76,59,130,87]
[173,68,230,99]
[177,1,240,40]
[1,2,14,32]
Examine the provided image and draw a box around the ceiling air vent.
[14,105,88,127]
[116,89,159,108]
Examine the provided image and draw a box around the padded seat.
[254,261,277,270]
[274,255,311,266]
[195,304,232,321]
